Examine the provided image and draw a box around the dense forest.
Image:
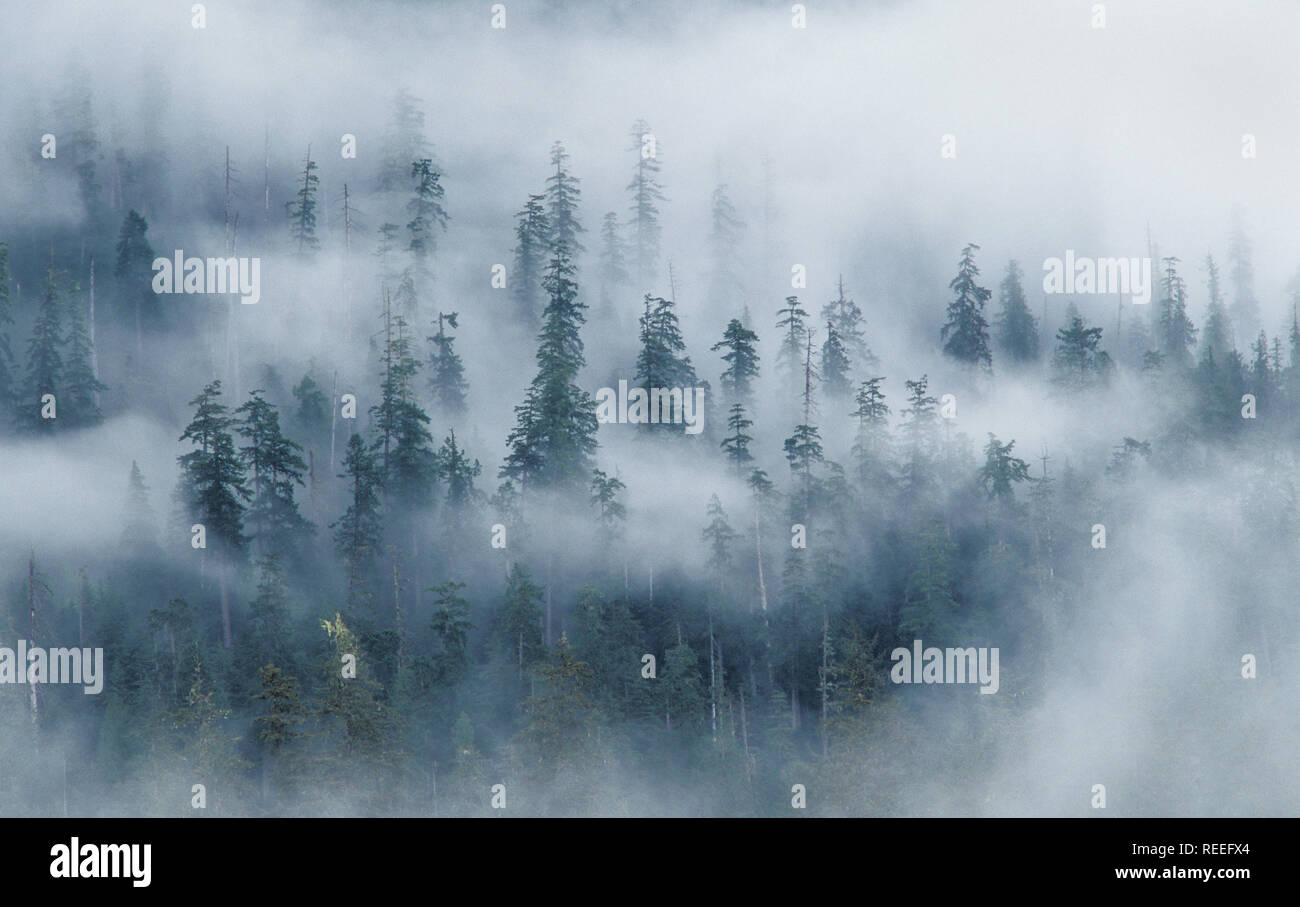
[1,0,1297,817]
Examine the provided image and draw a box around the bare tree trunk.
[754,506,768,612]
[219,561,232,649]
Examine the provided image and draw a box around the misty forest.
[1,1,1297,817]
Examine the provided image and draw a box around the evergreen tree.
[819,320,852,400]
[370,306,436,506]
[497,563,545,681]
[776,295,810,380]
[332,433,383,611]
[979,433,1030,502]
[1201,254,1232,363]
[434,429,482,510]
[61,283,106,427]
[178,380,248,557]
[993,260,1039,365]
[708,184,745,308]
[590,469,627,529]
[406,158,448,263]
[627,119,666,287]
[1228,220,1260,344]
[720,402,755,471]
[940,243,993,371]
[291,372,330,436]
[21,265,64,433]
[427,311,467,415]
[378,89,431,192]
[701,494,737,594]
[545,141,585,255]
[821,276,874,374]
[900,519,959,640]
[900,375,940,494]
[635,294,697,431]
[1052,308,1112,392]
[428,582,475,690]
[711,318,760,403]
[596,211,630,312]
[121,460,159,556]
[502,241,599,491]
[0,244,17,428]
[512,195,551,328]
[235,389,313,559]
[1158,257,1197,368]
[850,377,891,487]
[286,147,320,254]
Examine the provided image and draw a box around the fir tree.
[406,158,448,263]
[993,260,1039,365]
[720,402,755,471]
[502,241,599,491]
[1228,220,1260,344]
[427,311,467,415]
[979,433,1031,502]
[378,89,431,192]
[545,141,585,255]
[627,119,666,287]
[497,563,545,681]
[1158,257,1197,368]
[235,389,313,559]
[61,283,106,427]
[0,244,17,429]
[820,320,852,400]
[701,494,737,593]
[121,460,159,556]
[775,295,810,380]
[1201,254,1232,363]
[286,147,320,254]
[370,303,437,507]
[635,294,697,431]
[590,469,627,528]
[178,380,248,557]
[597,211,630,312]
[712,318,760,403]
[708,184,745,308]
[332,433,383,611]
[435,429,482,509]
[1052,308,1112,392]
[512,195,551,328]
[22,265,64,433]
[940,243,993,371]
[821,277,874,374]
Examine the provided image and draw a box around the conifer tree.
[1201,254,1232,363]
[850,377,891,488]
[721,402,755,471]
[708,184,745,307]
[22,265,64,433]
[503,241,598,491]
[545,141,584,255]
[900,375,940,494]
[712,318,760,403]
[979,433,1031,502]
[62,284,106,427]
[597,211,629,312]
[378,89,431,192]
[512,195,551,328]
[406,158,448,264]
[497,563,545,682]
[702,494,737,594]
[1052,308,1112,392]
[0,244,17,430]
[821,276,874,374]
[1158,257,1197,368]
[434,429,482,510]
[627,119,665,287]
[1228,221,1260,344]
[370,303,436,507]
[775,296,809,380]
[333,433,383,611]
[236,389,313,559]
[286,147,320,254]
[121,460,159,556]
[993,260,1039,365]
[427,311,467,416]
[819,320,852,400]
[940,243,993,371]
[635,294,697,431]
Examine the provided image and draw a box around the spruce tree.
[701,494,737,595]
[235,389,313,559]
[503,241,598,491]
[22,265,64,433]
[1158,257,1197,368]
[635,294,697,431]
[940,243,993,371]
[819,320,852,400]
[1228,221,1260,345]
[378,89,431,192]
[121,460,159,556]
[627,119,665,287]
[512,195,551,328]
[62,283,106,427]
[597,211,629,312]
[993,260,1039,365]
[1201,254,1232,363]
[332,433,383,611]
[821,277,874,374]
[979,433,1030,502]
[720,402,755,471]
[545,141,585,255]
[1052,308,1112,392]
[775,295,810,380]
[178,380,249,557]
[435,429,482,509]
[712,318,760,403]
[497,563,545,681]
[286,147,320,254]
[427,311,467,416]
[114,210,155,362]
[406,158,448,264]
[708,184,744,308]
[370,304,437,506]
[0,244,17,430]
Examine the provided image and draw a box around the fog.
[0,0,1296,817]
